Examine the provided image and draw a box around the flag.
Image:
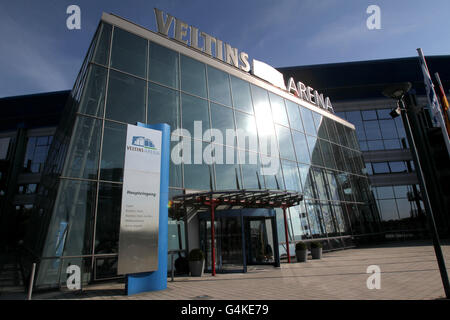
[434,72,450,122]
[417,48,450,158]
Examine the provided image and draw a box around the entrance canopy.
[171,189,303,211]
[171,189,303,275]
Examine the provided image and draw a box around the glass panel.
[319,139,336,169]
[305,200,325,237]
[42,179,96,257]
[169,146,182,188]
[364,120,382,140]
[239,150,261,189]
[92,23,112,66]
[379,119,398,139]
[376,186,395,199]
[393,185,409,198]
[269,93,288,126]
[95,183,122,254]
[210,103,235,146]
[100,121,126,182]
[181,93,210,137]
[313,113,329,140]
[207,66,231,106]
[298,164,315,199]
[183,140,213,190]
[78,64,107,117]
[292,131,310,164]
[396,198,414,219]
[368,140,384,151]
[378,199,399,221]
[180,55,207,98]
[390,161,408,173]
[111,27,147,78]
[300,107,316,136]
[105,70,146,124]
[95,256,119,280]
[148,82,180,130]
[326,170,340,201]
[332,143,346,172]
[230,76,253,114]
[214,146,241,190]
[62,116,101,180]
[377,109,392,119]
[285,100,303,132]
[281,160,301,192]
[276,125,295,161]
[252,85,275,139]
[307,135,324,167]
[321,203,336,235]
[384,139,401,149]
[312,167,328,200]
[234,111,258,152]
[362,110,377,120]
[372,162,390,174]
[261,156,284,190]
[148,41,179,88]
[335,123,349,147]
[325,118,340,144]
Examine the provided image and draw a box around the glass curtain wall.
[31,21,379,288]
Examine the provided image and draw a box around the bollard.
[27,263,36,300]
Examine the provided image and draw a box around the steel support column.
[282,207,291,263]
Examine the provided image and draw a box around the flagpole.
[417,48,450,159]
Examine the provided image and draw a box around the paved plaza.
[2,241,450,300]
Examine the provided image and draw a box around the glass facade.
[336,109,408,152]
[28,19,380,289]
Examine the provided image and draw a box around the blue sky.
[1,0,449,97]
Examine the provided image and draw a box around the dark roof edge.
[0,90,71,101]
[276,55,450,70]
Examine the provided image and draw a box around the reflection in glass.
[95,183,122,254]
[42,179,96,257]
[148,82,180,129]
[111,28,147,78]
[269,93,288,126]
[281,160,301,192]
[285,101,303,132]
[106,70,146,124]
[210,104,235,146]
[92,23,112,66]
[207,66,232,106]
[180,55,207,98]
[230,76,253,114]
[300,107,316,136]
[234,111,258,152]
[276,125,295,161]
[100,121,126,182]
[292,131,310,164]
[181,93,210,137]
[149,41,179,88]
[78,65,107,117]
[62,116,101,179]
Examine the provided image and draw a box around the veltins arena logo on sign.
[127,136,160,155]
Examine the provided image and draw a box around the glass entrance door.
[199,209,279,272]
[245,218,275,265]
[218,216,243,271]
